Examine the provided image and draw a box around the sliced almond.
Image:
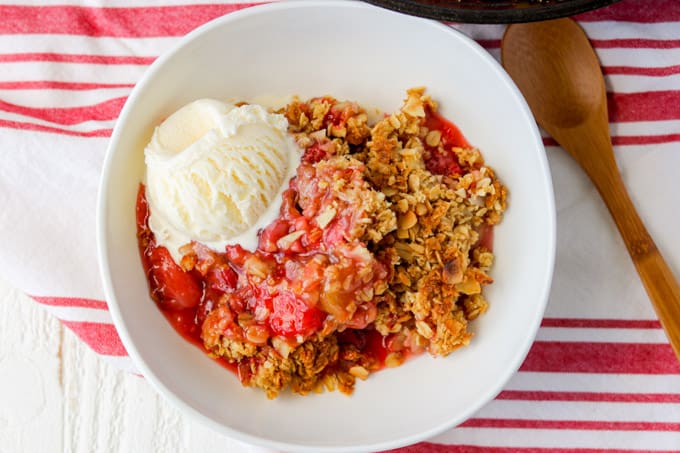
[398,210,418,230]
[276,230,305,250]
[456,279,482,295]
[315,206,337,228]
[348,365,370,380]
[425,130,442,147]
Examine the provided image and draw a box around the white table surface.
[0,277,270,453]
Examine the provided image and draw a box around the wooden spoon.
[501,18,680,361]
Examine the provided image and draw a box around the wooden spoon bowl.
[501,18,680,361]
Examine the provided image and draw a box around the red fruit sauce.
[423,106,469,177]
[136,106,490,376]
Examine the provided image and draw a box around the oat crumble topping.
[140,88,507,398]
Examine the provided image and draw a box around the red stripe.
[389,443,674,453]
[520,342,680,374]
[497,390,680,403]
[609,91,680,122]
[603,65,680,77]
[0,97,125,125]
[461,418,680,431]
[61,321,127,356]
[576,0,680,23]
[591,38,680,49]
[510,90,680,124]
[31,296,109,310]
[0,53,155,65]
[541,318,662,329]
[0,81,134,90]
[477,39,501,49]
[0,4,260,37]
[0,118,111,137]
[609,134,680,146]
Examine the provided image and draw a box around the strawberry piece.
[207,265,238,293]
[268,292,325,337]
[259,219,290,253]
[302,142,327,164]
[147,245,202,311]
[424,149,462,177]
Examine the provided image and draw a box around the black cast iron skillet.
[363,0,622,23]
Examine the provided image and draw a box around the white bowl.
[97,1,555,451]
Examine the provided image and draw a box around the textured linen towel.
[1,0,679,450]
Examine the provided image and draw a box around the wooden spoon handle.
[595,163,680,361]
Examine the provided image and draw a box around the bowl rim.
[96,1,556,451]
[364,0,622,24]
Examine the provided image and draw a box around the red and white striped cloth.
[1,0,679,451]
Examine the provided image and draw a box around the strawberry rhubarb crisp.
[136,88,507,398]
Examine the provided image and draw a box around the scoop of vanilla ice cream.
[145,99,300,262]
